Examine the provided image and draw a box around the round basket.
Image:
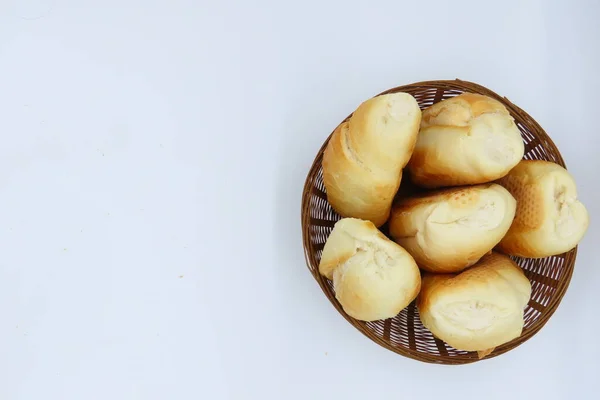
[301,79,577,365]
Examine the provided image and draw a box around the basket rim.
[300,78,577,365]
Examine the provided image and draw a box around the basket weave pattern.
[301,80,577,364]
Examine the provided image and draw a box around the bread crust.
[417,252,531,353]
[389,183,516,273]
[318,218,421,321]
[407,93,524,189]
[496,160,589,257]
[322,93,421,226]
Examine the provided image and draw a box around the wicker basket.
[301,79,577,365]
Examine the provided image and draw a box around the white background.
[0,0,598,399]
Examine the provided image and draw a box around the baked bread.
[496,160,589,257]
[389,183,516,273]
[322,93,421,226]
[319,218,421,321]
[407,93,525,188]
[417,252,531,357]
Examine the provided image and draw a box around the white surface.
[0,0,598,399]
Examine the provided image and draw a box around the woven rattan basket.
[301,79,577,365]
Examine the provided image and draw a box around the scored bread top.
[318,218,421,321]
[389,183,516,273]
[417,252,531,352]
[496,160,589,257]
[322,122,402,226]
[420,93,510,128]
[348,92,422,172]
[322,93,421,226]
[407,93,525,188]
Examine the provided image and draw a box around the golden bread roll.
[496,160,589,257]
[319,218,421,321]
[417,252,531,356]
[407,93,524,188]
[322,93,421,226]
[389,183,516,273]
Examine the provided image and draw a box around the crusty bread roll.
[319,218,421,321]
[496,160,589,258]
[322,93,421,226]
[407,93,525,188]
[389,183,516,273]
[417,252,531,357]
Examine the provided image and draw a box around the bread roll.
[496,160,589,257]
[319,218,421,321]
[407,93,524,188]
[417,252,531,356]
[322,93,421,226]
[389,183,516,273]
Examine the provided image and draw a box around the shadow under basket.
[300,79,577,365]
